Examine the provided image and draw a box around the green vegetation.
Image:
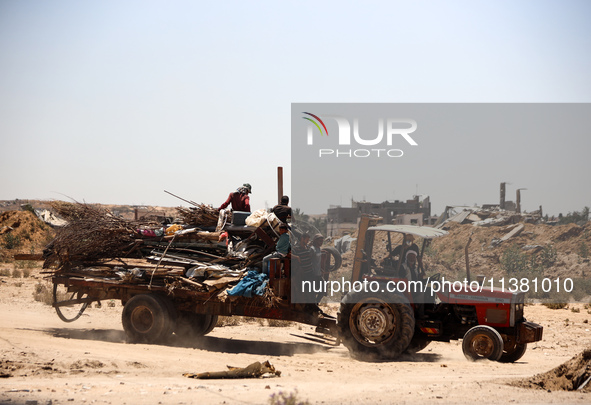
[33,281,54,305]
[269,390,310,405]
[500,244,529,274]
[2,234,22,250]
[543,302,567,309]
[578,241,589,260]
[558,206,590,225]
[500,243,557,275]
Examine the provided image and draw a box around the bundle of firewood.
[176,204,219,227]
[43,203,151,269]
[50,201,89,221]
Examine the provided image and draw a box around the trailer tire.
[499,341,527,363]
[122,294,174,344]
[338,291,414,360]
[53,282,89,323]
[175,312,218,338]
[322,247,342,273]
[462,325,504,361]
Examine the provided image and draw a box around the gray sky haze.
[1,1,589,216]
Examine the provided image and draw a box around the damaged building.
[435,182,543,228]
[327,196,433,236]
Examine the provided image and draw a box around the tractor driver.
[401,250,420,281]
[382,234,421,269]
[403,249,428,318]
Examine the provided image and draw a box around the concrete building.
[326,196,432,236]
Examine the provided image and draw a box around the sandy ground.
[1,268,590,405]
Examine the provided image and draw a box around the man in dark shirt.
[390,234,420,261]
[272,195,292,223]
[218,183,252,212]
[383,234,422,272]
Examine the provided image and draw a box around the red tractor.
[337,215,543,361]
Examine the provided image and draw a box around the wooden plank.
[13,254,43,261]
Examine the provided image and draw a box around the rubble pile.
[512,349,591,392]
[436,206,544,228]
[0,210,54,261]
[427,221,591,280]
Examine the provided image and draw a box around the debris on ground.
[435,206,543,228]
[511,349,591,392]
[183,360,281,379]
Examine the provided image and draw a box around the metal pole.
[277,167,283,204]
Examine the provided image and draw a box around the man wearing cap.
[382,234,422,277]
[391,234,420,261]
[218,183,252,212]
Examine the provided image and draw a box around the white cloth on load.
[185,264,243,279]
[245,209,268,227]
[245,210,281,235]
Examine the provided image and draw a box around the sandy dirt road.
[1,270,590,405]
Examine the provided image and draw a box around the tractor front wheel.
[499,339,527,363]
[462,325,504,361]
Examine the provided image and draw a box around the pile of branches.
[176,204,219,227]
[44,203,152,269]
[50,200,90,221]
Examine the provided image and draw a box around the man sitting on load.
[261,224,290,275]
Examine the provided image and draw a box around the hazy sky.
[1,1,590,216]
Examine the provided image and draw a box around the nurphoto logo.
[302,112,418,158]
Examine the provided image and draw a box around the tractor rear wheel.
[338,292,414,360]
[122,294,174,343]
[462,325,504,361]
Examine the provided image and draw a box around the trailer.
[46,210,341,344]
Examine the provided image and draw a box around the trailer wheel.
[175,312,219,338]
[322,247,342,273]
[53,283,90,323]
[499,340,527,363]
[338,292,414,360]
[462,325,504,361]
[122,294,174,343]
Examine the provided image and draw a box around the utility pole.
[516,188,527,213]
